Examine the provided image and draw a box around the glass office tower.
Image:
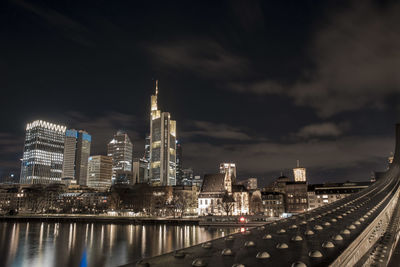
[149,80,177,186]
[62,129,91,185]
[20,120,66,184]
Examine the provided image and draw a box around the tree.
[220,191,235,216]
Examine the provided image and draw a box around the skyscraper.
[87,155,113,191]
[107,130,133,182]
[20,120,66,184]
[293,160,307,182]
[62,129,91,185]
[176,140,183,185]
[149,80,177,186]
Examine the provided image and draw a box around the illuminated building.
[307,182,372,210]
[293,160,306,182]
[20,120,66,184]
[182,168,194,186]
[149,80,177,186]
[219,163,236,184]
[285,181,308,213]
[261,191,285,217]
[132,158,150,183]
[107,131,133,182]
[62,129,91,185]
[198,172,249,216]
[176,140,183,185]
[87,155,113,191]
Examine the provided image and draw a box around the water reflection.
[0,222,237,267]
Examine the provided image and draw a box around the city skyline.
[1,0,400,186]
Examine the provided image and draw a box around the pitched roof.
[200,173,225,193]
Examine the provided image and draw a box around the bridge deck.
[128,164,400,267]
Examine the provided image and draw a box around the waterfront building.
[20,120,66,184]
[261,191,285,217]
[285,181,308,213]
[219,163,236,184]
[132,158,150,184]
[62,129,91,185]
[87,155,113,191]
[107,131,133,182]
[293,160,307,182]
[149,80,177,186]
[307,181,372,210]
[198,172,249,216]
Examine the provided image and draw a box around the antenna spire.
[155,80,159,96]
[297,159,300,167]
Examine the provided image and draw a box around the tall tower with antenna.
[149,80,177,186]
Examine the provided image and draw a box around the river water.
[0,222,238,267]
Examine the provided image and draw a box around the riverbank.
[0,214,200,225]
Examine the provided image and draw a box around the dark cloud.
[297,122,343,138]
[147,39,249,79]
[229,0,400,117]
[11,0,94,47]
[182,121,252,141]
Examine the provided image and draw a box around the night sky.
[1,0,400,186]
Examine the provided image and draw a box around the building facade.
[176,140,183,185]
[20,120,66,184]
[293,160,306,182]
[261,191,285,217]
[285,181,308,213]
[149,80,177,186]
[107,131,133,182]
[307,182,372,210]
[132,158,150,184]
[87,155,113,191]
[62,129,91,185]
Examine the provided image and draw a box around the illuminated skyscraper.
[107,131,133,182]
[176,140,183,185]
[149,80,177,186]
[87,155,113,191]
[293,160,307,182]
[62,129,91,185]
[20,120,66,184]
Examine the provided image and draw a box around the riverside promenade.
[0,214,200,225]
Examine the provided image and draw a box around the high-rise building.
[176,140,183,185]
[132,158,150,184]
[182,168,194,186]
[107,131,133,182]
[219,163,237,184]
[87,155,113,191]
[20,120,66,184]
[149,80,177,186]
[144,135,150,162]
[62,129,91,185]
[293,160,306,182]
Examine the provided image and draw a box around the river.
[0,221,238,267]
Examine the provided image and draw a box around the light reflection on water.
[0,222,237,267]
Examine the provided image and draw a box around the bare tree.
[220,192,235,216]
